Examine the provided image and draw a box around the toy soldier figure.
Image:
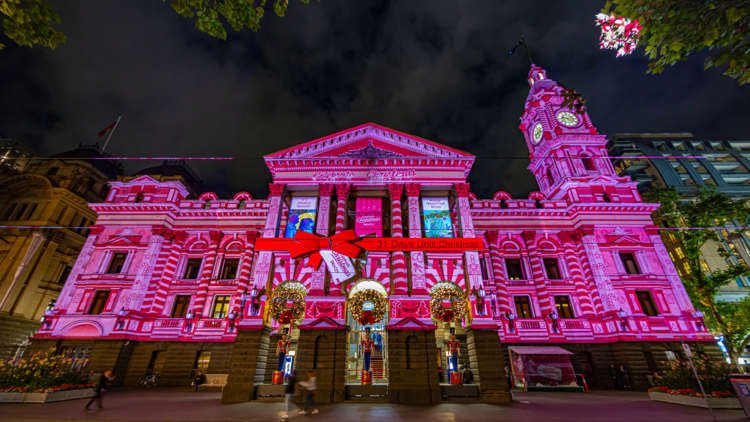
[273,328,291,384]
[359,326,375,385]
[447,328,462,384]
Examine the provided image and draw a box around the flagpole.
[521,35,533,65]
[101,116,121,152]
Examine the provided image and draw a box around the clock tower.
[518,65,639,203]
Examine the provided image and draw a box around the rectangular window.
[88,290,111,315]
[183,258,202,279]
[505,259,524,280]
[619,252,641,275]
[665,351,677,361]
[25,203,37,220]
[57,266,72,285]
[211,295,230,319]
[194,351,211,374]
[12,203,28,220]
[543,258,561,280]
[554,296,575,319]
[700,260,710,272]
[480,258,489,280]
[171,295,191,318]
[221,258,239,279]
[675,247,685,259]
[683,262,692,274]
[636,290,659,316]
[106,252,127,274]
[514,296,533,318]
[668,233,677,243]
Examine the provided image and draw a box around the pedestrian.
[609,364,619,390]
[462,364,473,384]
[282,370,299,419]
[619,366,631,389]
[193,371,206,391]
[505,365,513,388]
[375,332,383,352]
[298,370,319,415]
[85,369,112,411]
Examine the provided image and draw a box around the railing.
[199,320,224,329]
[154,319,183,329]
[561,320,586,329]
[518,320,545,330]
[173,279,200,285]
[507,279,527,286]
[648,318,668,329]
[547,279,570,286]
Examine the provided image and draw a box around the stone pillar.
[231,231,259,311]
[149,229,188,315]
[648,227,693,312]
[193,230,222,316]
[558,231,595,317]
[221,326,272,402]
[13,230,64,318]
[334,184,351,234]
[465,328,512,403]
[0,231,46,314]
[254,184,286,293]
[387,328,442,404]
[453,183,481,291]
[295,328,349,404]
[56,227,103,310]
[388,183,407,295]
[576,226,617,313]
[486,231,511,313]
[521,230,554,313]
[315,184,334,237]
[405,184,426,294]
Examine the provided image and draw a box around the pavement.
[0,388,747,422]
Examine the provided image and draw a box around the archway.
[266,280,307,381]
[346,278,389,385]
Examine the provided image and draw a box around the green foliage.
[645,184,750,365]
[1,0,322,51]
[0,348,92,392]
[657,354,735,394]
[604,0,750,84]
[0,0,66,51]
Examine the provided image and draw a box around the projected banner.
[355,197,382,237]
[284,197,318,238]
[421,197,453,238]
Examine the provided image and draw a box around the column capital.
[268,183,287,197]
[521,230,536,244]
[209,230,223,243]
[318,183,335,197]
[335,183,352,198]
[246,230,260,241]
[575,225,595,238]
[151,226,174,240]
[405,183,421,197]
[173,230,189,243]
[452,183,471,198]
[558,230,574,245]
[387,183,404,199]
[485,230,499,245]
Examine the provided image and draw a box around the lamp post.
[476,285,486,316]
[505,311,517,333]
[115,307,127,330]
[227,310,238,332]
[185,309,195,332]
[489,291,497,318]
[248,285,259,316]
[42,309,54,330]
[547,311,559,333]
[617,308,629,332]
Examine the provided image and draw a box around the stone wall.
[0,315,41,360]
[222,327,271,403]
[295,329,348,404]
[122,341,233,387]
[387,329,442,404]
[466,328,512,403]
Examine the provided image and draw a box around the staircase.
[371,348,385,381]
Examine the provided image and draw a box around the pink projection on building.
[36,65,710,347]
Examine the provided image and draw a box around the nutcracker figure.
[447,328,462,385]
[273,328,291,384]
[359,326,375,385]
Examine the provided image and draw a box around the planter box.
[0,389,95,404]
[649,391,741,409]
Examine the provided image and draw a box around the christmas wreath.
[269,284,306,325]
[429,282,467,323]
[350,289,388,325]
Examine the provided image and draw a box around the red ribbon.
[288,230,362,270]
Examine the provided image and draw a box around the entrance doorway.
[346,279,389,385]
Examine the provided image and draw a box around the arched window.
[203,200,211,209]
[535,199,543,209]
[602,193,612,203]
[134,192,144,203]
[500,199,508,209]
[546,168,554,187]
[581,155,596,171]
[238,199,245,209]
[47,167,59,176]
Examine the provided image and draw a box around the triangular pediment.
[129,175,160,184]
[265,123,474,160]
[392,316,435,331]
[299,316,345,330]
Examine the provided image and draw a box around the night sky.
[1,0,749,200]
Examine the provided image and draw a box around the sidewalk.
[0,388,746,422]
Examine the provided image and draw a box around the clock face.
[532,123,543,143]
[557,111,579,127]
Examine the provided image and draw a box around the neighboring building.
[0,144,123,360]
[117,159,204,198]
[608,134,750,303]
[0,138,36,175]
[31,66,716,404]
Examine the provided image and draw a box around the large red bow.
[289,230,362,270]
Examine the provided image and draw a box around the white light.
[289,351,296,356]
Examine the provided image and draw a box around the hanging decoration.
[350,289,388,325]
[429,282,468,323]
[595,13,642,57]
[269,284,306,325]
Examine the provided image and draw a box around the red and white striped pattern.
[231,233,258,311]
[389,185,408,295]
[522,232,554,313]
[147,237,187,314]
[362,253,391,292]
[425,255,466,290]
[334,184,350,234]
[558,233,595,317]
[486,232,511,313]
[193,234,221,315]
[575,242,604,315]
[271,255,314,290]
[139,240,173,312]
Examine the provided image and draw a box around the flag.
[509,39,524,55]
[98,120,117,137]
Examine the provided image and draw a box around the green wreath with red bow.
[429,282,467,323]
[350,289,388,325]
[269,285,306,325]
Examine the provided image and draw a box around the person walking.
[609,364,619,390]
[298,370,319,415]
[193,371,207,391]
[85,369,112,411]
[505,365,513,388]
[462,365,473,384]
[282,370,299,419]
[619,366,632,389]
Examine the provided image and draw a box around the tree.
[603,0,750,84]
[0,0,320,51]
[645,185,750,367]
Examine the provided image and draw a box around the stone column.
[465,328,512,403]
[521,230,554,313]
[405,183,426,294]
[294,327,349,404]
[486,231,511,313]
[387,328,442,404]
[576,226,618,313]
[149,229,188,315]
[254,184,286,293]
[129,229,167,313]
[0,231,46,314]
[572,230,605,315]
[558,231,595,317]
[647,227,693,312]
[193,230,223,316]
[231,231,259,312]
[334,184,351,234]
[388,183,408,295]
[221,326,272,402]
[12,230,64,318]
[453,183,481,291]
[56,227,103,310]
[315,184,334,237]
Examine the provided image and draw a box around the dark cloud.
[1,0,749,200]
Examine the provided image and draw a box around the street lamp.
[115,307,127,330]
[249,285,260,316]
[227,310,238,332]
[617,308,629,332]
[476,285,486,316]
[185,309,195,332]
[489,292,497,318]
[42,309,55,330]
[505,311,517,333]
[547,311,560,333]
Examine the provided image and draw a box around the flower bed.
[648,388,741,409]
[0,348,94,403]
